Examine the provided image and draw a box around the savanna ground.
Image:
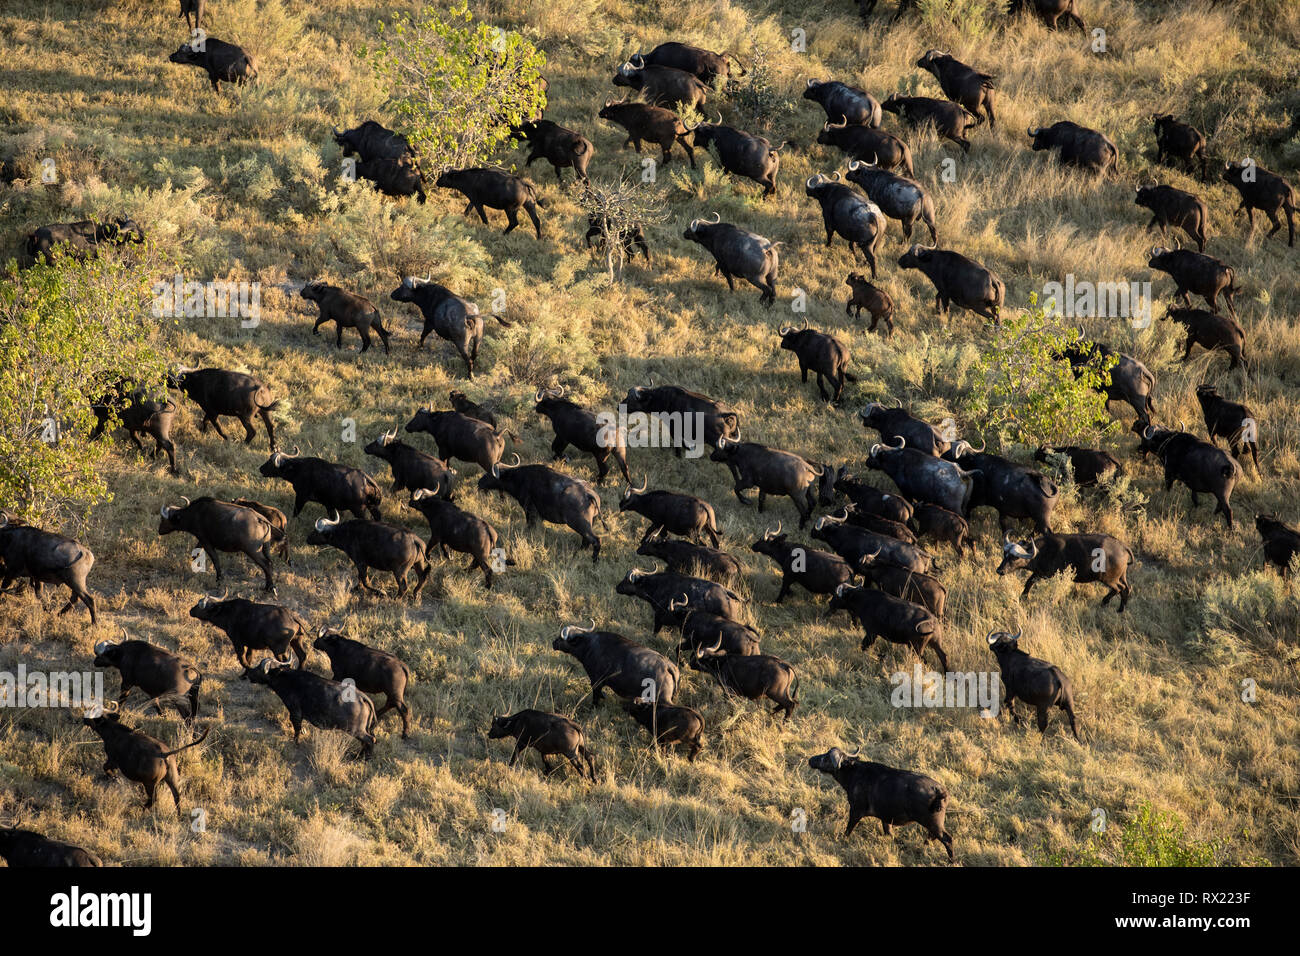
[0,0,1298,866]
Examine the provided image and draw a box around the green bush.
[1043,803,1223,867]
[362,1,547,176]
[0,250,172,522]
[963,295,1117,448]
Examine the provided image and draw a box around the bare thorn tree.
[578,172,668,284]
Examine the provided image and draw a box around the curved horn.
[890,435,906,449]
[987,630,1000,645]
[668,593,689,613]
[806,78,816,88]
[708,212,721,224]
[314,512,341,532]
[1012,628,1022,641]
[779,323,793,336]
[1027,126,1040,136]
[848,159,864,171]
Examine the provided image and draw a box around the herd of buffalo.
[2,0,1299,867]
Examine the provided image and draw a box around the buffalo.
[803,79,883,127]
[711,437,827,528]
[898,244,1004,322]
[189,592,309,668]
[845,159,938,244]
[82,708,209,810]
[845,273,895,335]
[313,628,413,738]
[1222,161,1295,246]
[1152,114,1208,180]
[916,50,996,129]
[817,119,914,176]
[93,636,202,721]
[987,629,1079,741]
[683,213,780,305]
[300,282,392,354]
[391,276,511,378]
[168,366,279,448]
[997,532,1135,611]
[598,99,696,167]
[307,513,431,598]
[259,449,383,521]
[1135,184,1209,252]
[477,457,602,562]
[488,710,597,779]
[242,658,378,758]
[167,38,257,92]
[805,173,886,277]
[512,120,593,183]
[553,623,680,705]
[1027,121,1118,176]
[882,94,980,152]
[1147,247,1239,318]
[0,515,97,623]
[778,319,856,404]
[535,386,630,484]
[1195,384,1258,470]
[435,168,544,238]
[807,746,953,861]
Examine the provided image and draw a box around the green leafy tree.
[362,2,548,176]
[0,250,171,523]
[964,294,1117,448]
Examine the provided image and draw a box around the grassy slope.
[0,0,1297,865]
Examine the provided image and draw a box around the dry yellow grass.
[0,0,1297,866]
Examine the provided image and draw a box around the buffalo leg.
[239,416,257,443]
[204,547,224,581]
[252,545,275,592]
[357,325,372,353]
[524,202,542,239]
[502,207,520,234]
[259,408,277,449]
[845,810,864,837]
[412,561,430,597]
[165,769,182,810]
[355,565,383,595]
[207,415,229,440]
